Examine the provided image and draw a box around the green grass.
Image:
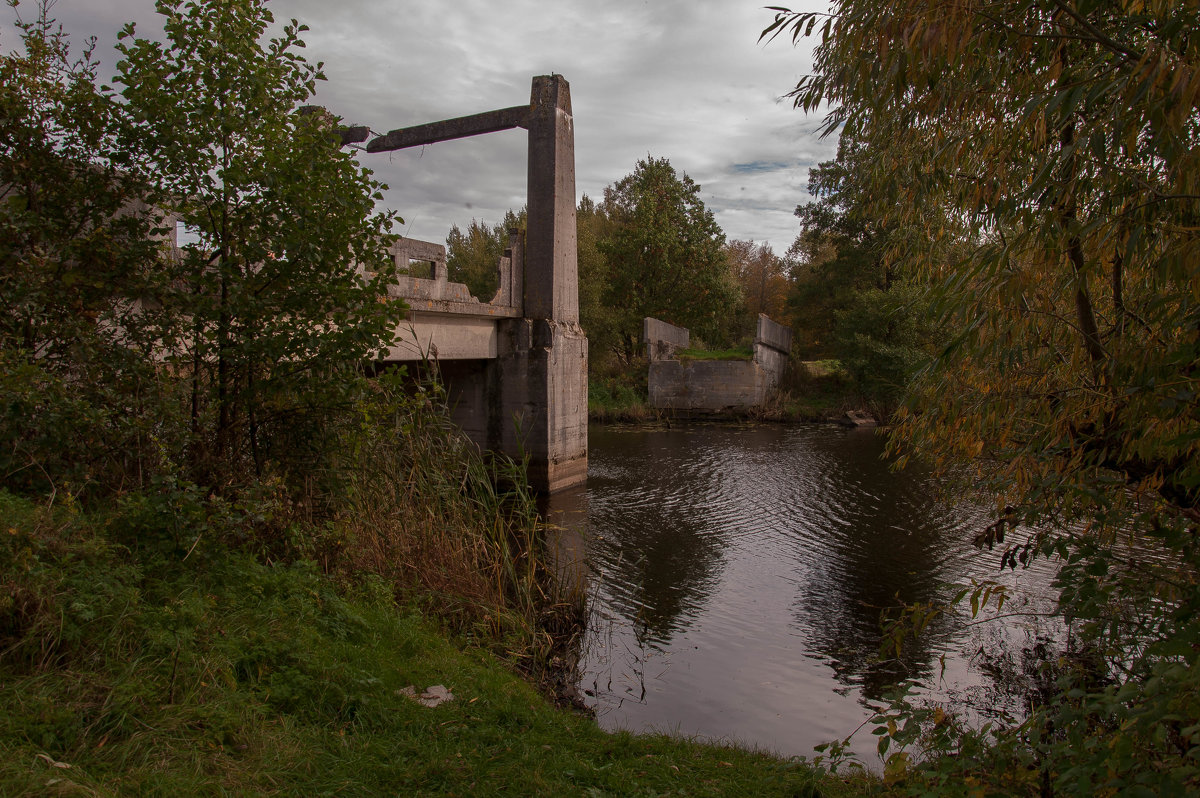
[588,374,654,423]
[676,346,753,362]
[0,491,878,796]
[798,360,843,378]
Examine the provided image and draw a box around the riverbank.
[0,490,883,796]
[588,360,879,426]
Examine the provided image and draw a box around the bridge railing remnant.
[384,233,523,317]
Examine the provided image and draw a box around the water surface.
[545,423,1058,762]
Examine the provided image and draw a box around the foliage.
[445,208,526,301]
[833,282,943,412]
[114,0,403,486]
[769,0,1200,792]
[2,0,404,498]
[786,136,895,357]
[786,136,947,411]
[676,346,753,362]
[597,156,742,360]
[587,376,652,422]
[576,193,623,359]
[0,3,186,495]
[726,238,790,326]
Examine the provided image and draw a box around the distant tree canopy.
[786,136,948,405]
[595,157,741,360]
[725,239,789,327]
[769,0,1200,789]
[576,193,620,357]
[445,208,526,301]
[1,0,402,497]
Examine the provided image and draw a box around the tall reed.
[303,367,578,678]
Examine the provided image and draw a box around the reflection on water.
[545,423,1058,762]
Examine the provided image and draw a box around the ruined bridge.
[364,75,587,493]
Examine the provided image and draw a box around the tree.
[0,3,184,495]
[786,136,896,354]
[786,136,949,405]
[725,239,789,324]
[115,0,403,485]
[575,194,619,357]
[445,208,525,301]
[598,157,741,359]
[769,1,1200,789]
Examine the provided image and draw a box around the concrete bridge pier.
[491,76,587,491]
[367,75,587,493]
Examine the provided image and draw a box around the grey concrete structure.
[647,314,793,413]
[368,76,587,493]
[643,317,690,362]
[751,314,792,392]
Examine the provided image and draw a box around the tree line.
[449,150,939,409]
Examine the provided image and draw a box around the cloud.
[4,0,837,250]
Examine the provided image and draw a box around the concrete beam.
[385,314,502,361]
[366,105,530,153]
[754,313,793,356]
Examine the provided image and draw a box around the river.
[543,422,1061,764]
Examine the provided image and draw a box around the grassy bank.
[588,362,656,423]
[0,491,872,796]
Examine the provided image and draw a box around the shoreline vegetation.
[1,490,848,797]
[0,413,879,796]
[588,358,882,426]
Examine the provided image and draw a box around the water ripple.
[551,423,1065,761]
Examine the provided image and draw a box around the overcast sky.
[6,0,834,252]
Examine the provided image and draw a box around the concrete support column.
[526,75,579,323]
[507,75,588,492]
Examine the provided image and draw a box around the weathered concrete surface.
[649,359,767,411]
[754,313,792,355]
[752,314,793,396]
[491,319,588,491]
[647,314,793,413]
[367,106,530,153]
[389,317,502,361]
[518,75,586,491]
[644,317,689,362]
[525,76,578,324]
[380,235,522,362]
